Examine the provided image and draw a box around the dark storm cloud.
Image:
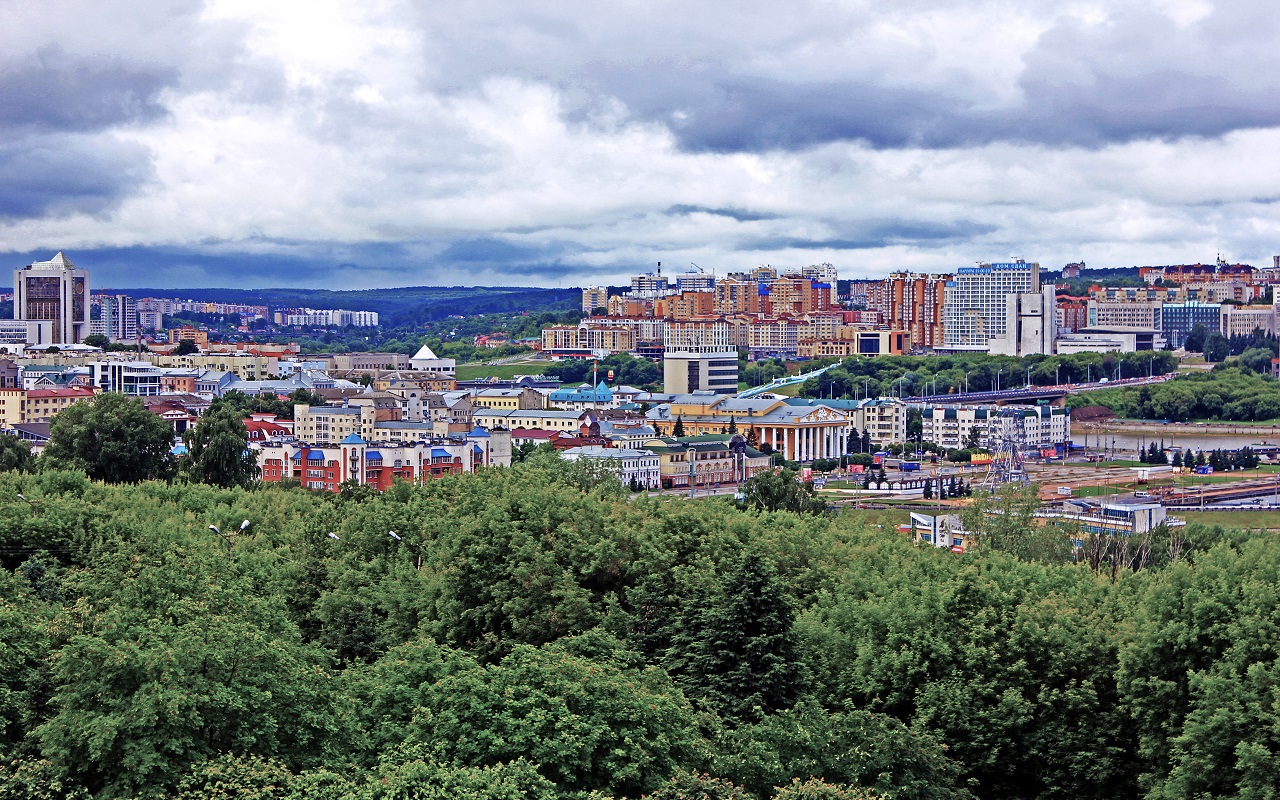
[0,135,154,219]
[0,46,176,132]
[743,219,997,251]
[567,3,1280,153]
[0,237,599,289]
[435,237,594,277]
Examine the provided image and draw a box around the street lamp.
[996,367,1002,392]
[208,519,248,556]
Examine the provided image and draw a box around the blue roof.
[340,433,366,444]
[307,450,326,461]
[468,426,489,438]
[431,447,451,458]
[365,450,382,460]
[473,444,484,453]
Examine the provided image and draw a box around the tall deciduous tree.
[180,407,259,488]
[0,434,33,473]
[739,468,826,515]
[40,393,175,483]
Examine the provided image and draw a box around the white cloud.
[0,0,1277,288]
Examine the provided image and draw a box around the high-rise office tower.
[14,252,89,346]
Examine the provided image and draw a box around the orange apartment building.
[714,279,764,315]
[876,273,948,350]
[655,290,715,320]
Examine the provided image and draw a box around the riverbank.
[1079,420,1280,437]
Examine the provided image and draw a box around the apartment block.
[582,287,609,313]
[876,273,949,349]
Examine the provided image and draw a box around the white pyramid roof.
[412,344,439,360]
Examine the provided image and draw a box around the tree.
[1184,323,1209,353]
[739,468,827,515]
[1171,450,1183,468]
[728,416,738,434]
[647,771,754,800]
[665,555,805,722]
[34,550,339,799]
[0,434,33,473]
[40,393,176,483]
[965,425,982,449]
[179,407,259,488]
[1203,332,1230,362]
[907,408,923,439]
[173,339,200,356]
[923,480,933,500]
[82,334,109,349]
[673,416,686,437]
[413,644,698,797]
[961,482,1070,562]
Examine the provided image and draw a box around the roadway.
[903,373,1176,405]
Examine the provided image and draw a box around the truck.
[899,462,921,472]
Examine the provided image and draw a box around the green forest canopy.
[0,458,1277,799]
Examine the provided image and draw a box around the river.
[1071,427,1276,457]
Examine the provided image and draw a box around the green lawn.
[836,507,912,529]
[1179,510,1280,529]
[455,360,549,382]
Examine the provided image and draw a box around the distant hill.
[96,286,582,327]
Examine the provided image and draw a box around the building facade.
[876,273,948,349]
[662,351,739,395]
[941,260,1039,352]
[561,445,661,489]
[1161,302,1222,348]
[14,252,90,346]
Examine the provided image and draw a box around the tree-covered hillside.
[0,459,1277,799]
[113,285,581,327]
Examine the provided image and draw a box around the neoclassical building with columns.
[646,394,856,462]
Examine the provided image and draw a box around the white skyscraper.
[941,259,1039,352]
[99,295,139,342]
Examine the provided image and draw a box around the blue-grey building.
[1160,302,1221,348]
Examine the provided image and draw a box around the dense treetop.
[0,457,1276,799]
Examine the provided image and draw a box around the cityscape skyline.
[2,1,1278,289]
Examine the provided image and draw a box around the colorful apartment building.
[256,435,482,492]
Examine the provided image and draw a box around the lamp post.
[389,530,424,570]
[996,367,1002,392]
[207,519,249,557]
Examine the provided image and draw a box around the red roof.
[26,388,95,399]
[511,428,557,440]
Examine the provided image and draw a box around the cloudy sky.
[1,0,1277,289]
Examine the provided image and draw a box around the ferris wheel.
[980,408,1029,489]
